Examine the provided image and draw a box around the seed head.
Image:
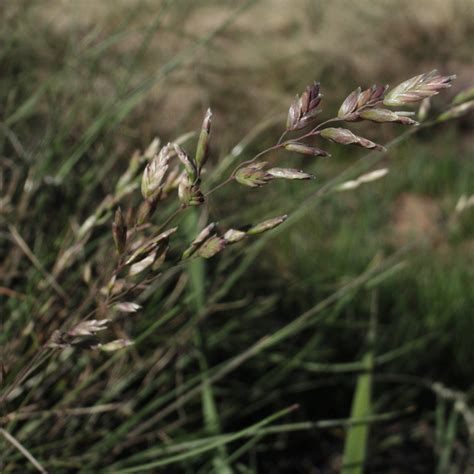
[284,142,330,157]
[300,82,322,115]
[141,144,170,199]
[223,229,247,244]
[246,215,288,235]
[383,70,456,107]
[68,319,110,337]
[192,223,217,247]
[235,163,272,187]
[359,108,419,125]
[358,84,386,108]
[197,235,227,258]
[47,330,68,348]
[320,127,386,152]
[178,175,205,206]
[338,84,387,120]
[99,339,134,352]
[267,168,314,180]
[129,251,157,276]
[196,108,212,171]
[338,87,361,120]
[286,82,322,131]
[182,223,217,259]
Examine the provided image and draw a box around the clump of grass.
[16,70,457,355]
[2,58,472,473]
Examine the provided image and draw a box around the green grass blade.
[437,405,459,474]
[184,210,232,474]
[110,409,410,470]
[342,290,377,473]
[111,405,297,473]
[341,351,373,474]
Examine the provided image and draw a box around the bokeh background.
[1,0,473,472]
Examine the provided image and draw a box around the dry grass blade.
[8,225,67,300]
[0,428,47,473]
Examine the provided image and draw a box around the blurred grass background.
[1,0,473,472]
